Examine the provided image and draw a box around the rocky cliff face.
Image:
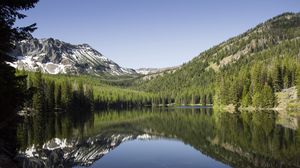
[9,37,137,76]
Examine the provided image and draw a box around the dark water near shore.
[17,107,300,168]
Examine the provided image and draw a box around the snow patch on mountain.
[9,55,69,74]
[9,37,137,76]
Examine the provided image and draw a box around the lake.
[16,107,300,168]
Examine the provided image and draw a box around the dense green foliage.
[215,40,300,108]
[0,0,38,122]
[0,0,38,162]
[137,12,300,108]
[24,70,94,112]
[21,70,157,112]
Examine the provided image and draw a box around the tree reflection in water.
[17,108,300,168]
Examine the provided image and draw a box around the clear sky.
[16,0,300,69]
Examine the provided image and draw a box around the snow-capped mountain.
[9,37,137,76]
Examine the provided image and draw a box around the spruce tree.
[46,80,55,112]
[32,70,46,145]
[252,92,262,108]
[56,84,62,109]
[241,86,250,107]
[0,0,38,123]
[0,0,38,161]
[296,69,300,98]
[262,84,276,107]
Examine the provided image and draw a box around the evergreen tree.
[0,0,38,123]
[272,64,284,92]
[252,92,262,108]
[261,84,276,107]
[241,86,251,107]
[47,81,55,112]
[296,69,300,98]
[62,81,72,110]
[56,84,62,109]
[202,95,207,106]
[32,70,46,144]
[0,0,38,161]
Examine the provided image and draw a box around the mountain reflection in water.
[16,108,300,168]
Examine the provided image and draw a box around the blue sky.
[16,0,300,68]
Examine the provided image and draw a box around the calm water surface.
[75,139,230,168]
[17,107,300,168]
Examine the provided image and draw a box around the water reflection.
[16,108,300,168]
[81,139,230,168]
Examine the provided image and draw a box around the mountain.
[136,66,180,81]
[136,68,161,75]
[137,12,300,108]
[136,66,179,75]
[8,37,137,76]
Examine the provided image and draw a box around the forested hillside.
[19,70,157,112]
[137,12,300,108]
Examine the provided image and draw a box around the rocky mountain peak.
[9,37,137,76]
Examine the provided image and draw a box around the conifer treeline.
[20,70,161,114]
[215,57,299,108]
[214,39,300,108]
[24,70,94,114]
